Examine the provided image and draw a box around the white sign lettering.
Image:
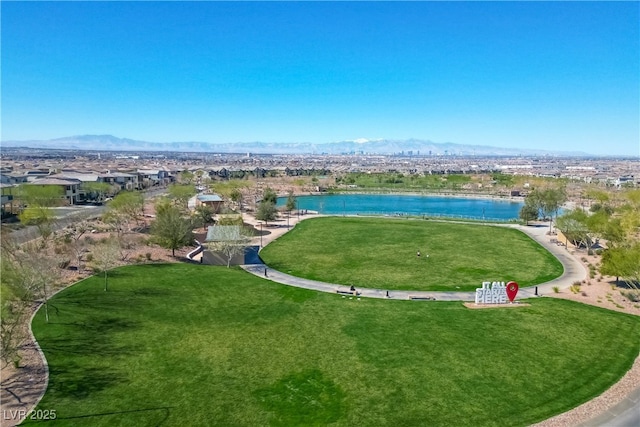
[475,281,508,304]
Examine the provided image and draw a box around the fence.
[349,211,517,223]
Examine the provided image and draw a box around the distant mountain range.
[1,134,591,156]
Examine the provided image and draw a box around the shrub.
[570,282,581,294]
[13,355,22,369]
[145,252,152,261]
[587,249,594,256]
[621,291,640,303]
[552,286,560,293]
[85,253,94,262]
[58,259,70,269]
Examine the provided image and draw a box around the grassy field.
[260,217,563,291]
[28,264,640,426]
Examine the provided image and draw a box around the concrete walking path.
[241,219,589,301]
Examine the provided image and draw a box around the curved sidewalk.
[241,222,589,301]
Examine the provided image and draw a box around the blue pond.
[278,194,523,221]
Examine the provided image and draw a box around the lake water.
[278,194,523,221]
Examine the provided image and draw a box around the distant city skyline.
[2,1,639,156]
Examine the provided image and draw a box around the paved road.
[578,386,640,427]
[3,187,168,245]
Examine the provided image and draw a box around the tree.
[16,185,64,246]
[256,201,278,224]
[555,209,590,248]
[57,221,90,274]
[16,184,64,207]
[218,214,244,226]
[179,170,195,185]
[151,203,194,256]
[618,189,640,241]
[81,182,113,202]
[107,191,144,230]
[519,201,538,225]
[195,205,215,227]
[19,206,56,245]
[262,187,278,205]
[90,238,121,291]
[285,191,297,213]
[0,239,62,329]
[1,240,33,367]
[541,188,567,232]
[168,184,197,211]
[230,188,243,211]
[526,188,567,232]
[600,243,640,290]
[207,226,251,267]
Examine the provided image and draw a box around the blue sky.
[2,1,638,155]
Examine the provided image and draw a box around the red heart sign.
[506,281,519,302]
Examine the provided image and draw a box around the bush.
[621,290,640,303]
[570,283,581,294]
[85,253,94,262]
[58,259,70,269]
[552,286,560,293]
[145,252,152,261]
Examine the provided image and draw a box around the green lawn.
[260,217,563,291]
[29,264,639,426]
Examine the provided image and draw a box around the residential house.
[26,177,82,205]
[100,172,138,190]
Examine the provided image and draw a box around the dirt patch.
[548,249,640,317]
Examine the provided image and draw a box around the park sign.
[475,281,519,304]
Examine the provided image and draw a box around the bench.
[337,290,361,296]
[409,295,436,301]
